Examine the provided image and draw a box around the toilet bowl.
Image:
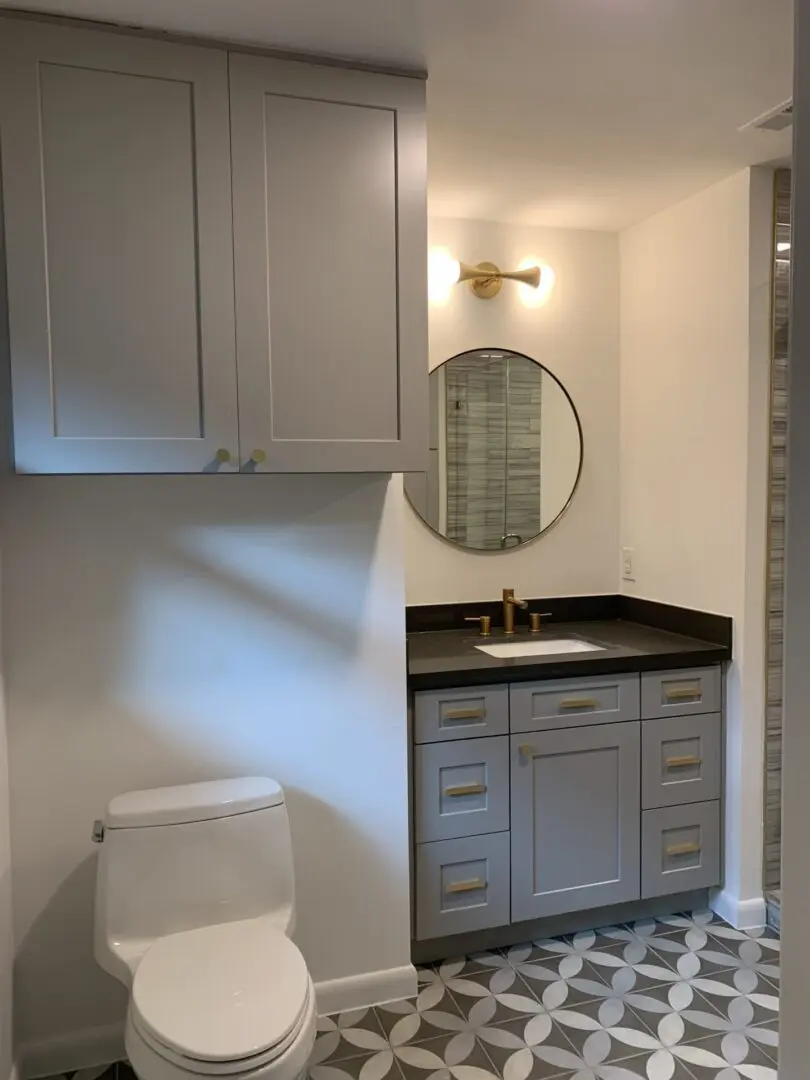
[93,778,317,1080]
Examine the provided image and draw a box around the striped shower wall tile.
[445,353,543,549]
[764,168,790,902]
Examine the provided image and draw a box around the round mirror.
[405,348,583,552]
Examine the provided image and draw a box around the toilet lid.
[132,918,310,1062]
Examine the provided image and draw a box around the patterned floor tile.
[313,1007,389,1063]
[309,1048,403,1080]
[375,989,466,1046]
[549,996,664,1067]
[618,978,769,1048]
[555,1048,699,1079]
[419,953,508,981]
[702,931,780,991]
[505,947,621,1008]
[447,965,549,1027]
[676,1032,779,1078]
[641,927,743,981]
[476,1016,581,1079]
[688,964,779,1027]
[655,910,762,954]
[393,1031,499,1080]
[580,939,686,995]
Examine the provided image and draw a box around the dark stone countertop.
[407,619,730,691]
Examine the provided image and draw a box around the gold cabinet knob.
[251,449,267,464]
[215,448,232,463]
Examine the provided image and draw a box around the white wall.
[620,167,773,925]
[405,217,620,603]
[0,473,413,1071]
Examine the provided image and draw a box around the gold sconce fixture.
[457,261,542,300]
[428,248,555,306]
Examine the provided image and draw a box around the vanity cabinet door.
[510,723,641,921]
[0,20,239,473]
[229,54,428,472]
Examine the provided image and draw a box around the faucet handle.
[464,615,492,637]
[529,612,554,633]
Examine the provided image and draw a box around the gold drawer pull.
[560,697,598,709]
[666,841,701,856]
[665,686,701,700]
[445,878,486,894]
[444,708,485,721]
[666,755,702,768]
[518,744,534,762]
[445,782,487,797]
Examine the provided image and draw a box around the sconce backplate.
[469,261,503,300]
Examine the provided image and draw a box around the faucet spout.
[502,588,528,635]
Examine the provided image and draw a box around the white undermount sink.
[475,638,606,658]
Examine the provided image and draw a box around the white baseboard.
[16,1022,125,1080]
[710,888,767,931]
[315,964,417,1017]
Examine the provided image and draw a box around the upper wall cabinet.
[228,55,427,472]
[0,21,428,474]
[0,21,240,473]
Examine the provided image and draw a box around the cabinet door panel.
[510,723,640,921]
[229,54,427,472]
[415,737,510,843]
[0,20,239,472]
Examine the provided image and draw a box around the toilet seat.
[131,917,310,1069]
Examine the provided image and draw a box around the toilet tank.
[95,778,295,982]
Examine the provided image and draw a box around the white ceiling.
[0,0,794,230]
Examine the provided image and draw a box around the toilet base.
[124,987,316,1080]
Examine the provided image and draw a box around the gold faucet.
[502,588,528,635]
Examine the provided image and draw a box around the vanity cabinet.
[510,724,640,921]
[411,665,724,943]
[0,18,427,474]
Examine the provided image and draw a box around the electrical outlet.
[622,547,635,582]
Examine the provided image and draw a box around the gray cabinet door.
[641,801,721,898]
[0,20,239,473]
[641,713,722,809]
[414,737,510,843]
[415,832,510,940]
[229,54,428,473]
[510,723,641,920]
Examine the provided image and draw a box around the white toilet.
[93,777,317,1080]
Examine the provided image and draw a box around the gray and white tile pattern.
[311,910,778,1080]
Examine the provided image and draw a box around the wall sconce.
[428,247,555,306]
[458,261,540,300]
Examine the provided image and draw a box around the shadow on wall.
[2,473,410,1056]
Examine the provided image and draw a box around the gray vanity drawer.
[415,737,509,843]
[641,713,722,809]
[641,801,721,898]
[510,674,640,732]
[415,832,510,940]
[641,667,721,719]
[413,685,509,743]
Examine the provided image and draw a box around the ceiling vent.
[739,99,793,132]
